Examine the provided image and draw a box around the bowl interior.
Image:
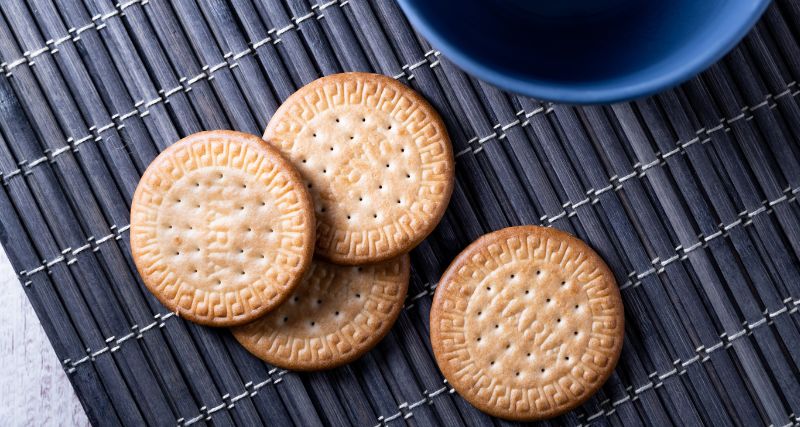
[400,0,769,102]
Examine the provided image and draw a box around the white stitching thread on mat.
[2,0,797,231]
[11,78,799,279]
[4,0,796,183]
[61,311,175,373]
[462,82,799,174]
[400,184,800,303]
[375,296,800,427]
[0,0,443,182]
[17,224,131,283]
[21,181,798,293]
[12,1,799,384]
[12,83,800,310]
[7,0,800,420]
[53,184,800,384]
[6,0,800,426]
[23,184,800,367]
[618,185,800,291]
[467,80,799,154]
[175,368,289,426]
[46,233,797,422]
[3,0,799,165]
[2,72,795,245]
[169,294,800,425]
[0,0,350,76]
[372,383,456,426]
[577,301,800,424]
[0,0,151,76]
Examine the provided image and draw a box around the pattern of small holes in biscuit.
[162,171,272,286]
[431,228,624,420]
[130,132,313,325]
[472,265,588,388]
[232,256,410,370]
[264,73,453,263]
[282,110,421,233]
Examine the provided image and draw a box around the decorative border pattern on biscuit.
[232,255,410,370]
[264,72,454,264]
[130,130,315,327]
[430,226,624,420]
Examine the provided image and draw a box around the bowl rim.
[397,0,772,104]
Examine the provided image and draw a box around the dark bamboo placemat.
[1,0,799,425]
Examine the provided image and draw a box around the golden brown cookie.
[430,226,624,421]
[264,72,454,265]
[231,255,410,370]
[130,130,315,327]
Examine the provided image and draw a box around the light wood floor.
[0,246,89,426]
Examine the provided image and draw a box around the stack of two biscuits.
[130,73,455,371]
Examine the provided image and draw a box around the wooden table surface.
[0,246,89,426]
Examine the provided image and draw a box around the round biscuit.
[430,226,624,421]
[232,255,410,371]
[130,130,315,327]
[264,72,454,264]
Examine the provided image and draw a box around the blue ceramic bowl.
[398,0,771,104]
